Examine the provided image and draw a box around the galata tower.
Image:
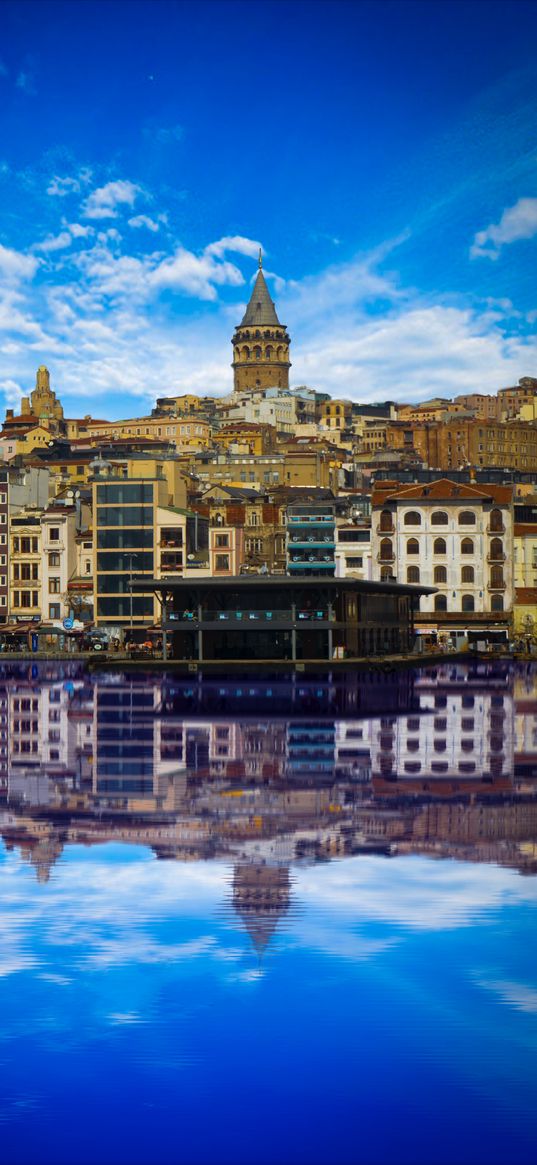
[231,251,291,392]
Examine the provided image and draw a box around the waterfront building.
[231,252,291,392]
[131,575,429,661]
[371,479,513,647]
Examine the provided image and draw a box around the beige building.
[372,478,513,645]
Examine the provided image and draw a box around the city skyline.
[1,0,537,417]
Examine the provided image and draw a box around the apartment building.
[372,479,513,645]
[386,418,537,472]
[10,511,42,620]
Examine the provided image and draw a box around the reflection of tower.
[231,252,291,392]
[232,863,291,956]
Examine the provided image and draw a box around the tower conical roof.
[240,262,281,327]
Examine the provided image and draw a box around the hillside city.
[0,259,536,654]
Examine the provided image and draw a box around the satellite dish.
[187,554,195,560]
[66,490,74,499]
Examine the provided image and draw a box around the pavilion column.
[161,595,168,661]
[197,603,203,661]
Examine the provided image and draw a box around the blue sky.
[0,0,537,418]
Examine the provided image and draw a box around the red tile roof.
[372,478,513,505]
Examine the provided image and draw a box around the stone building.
[371,478,513,646]
[231,252,291,392]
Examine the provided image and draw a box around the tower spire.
[258,247,263,269]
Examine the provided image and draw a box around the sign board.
[63,617,74,630]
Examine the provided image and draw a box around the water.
[1,660,536,1165]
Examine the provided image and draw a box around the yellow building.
[0,426,54,461]
[83,415,211,449]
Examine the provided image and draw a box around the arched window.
[249,511,258,526]
[431,511,448,525]
[461,538,474,554]
[407,566,420,583]
[379,537,393,561]
[489,508,504,532]
[265,345,273,360]
[491,594,504,611]
[379,509,393,532]
[254,346,262,360]
[406,538,419,555]
[458,510,476,525]
[461,565,474,583]
[462,594,475,612]
[404,762,421,774]
[276,346,283,361]
[434,594,447,612]
[380,566,392,580]
[215,513,224,526]
[434,566,447,583]
[490,537,503,560]
[241,346,250,360]
[433,537,446,555]
[434,739,447,752]
[490,565,504,587]
[404,511,421,526]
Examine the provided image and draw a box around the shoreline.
[0,649,529,673]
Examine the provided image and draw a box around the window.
[461,538,474,554]
[461,565,474,583]
[21,591,31,608]
[406,538,419,555]
[49,604,61,619]
[248,512,259,526]
[49,578,61,594]
[434,594,447,612]
[379,510,393,531]
[433,538,446,555]
[431,511,448,525]
[380,538,394,560]
[462,594,475,612]
[490,566,504,587]
[48,552,60,567]
[434,566,447,583]
[489,508,503,531]
[404,511,421,526]
[458,510,476,525]
[407,566,420,583]
[49,528,60,542]
[215,554,230,571]
[491,594,504,611]
[85,561,91,574]
[489,538,503,560]
[215,534,229,548]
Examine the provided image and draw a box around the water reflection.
[1,662,537,1164]
[2,661,537,907]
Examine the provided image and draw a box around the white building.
[371,479,513,645]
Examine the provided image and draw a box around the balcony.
[288,539,335,549]
[487,552,506,563]
[487,581,506,591]
[378,523,395,535]
[377,553,395,564]
[487,524,505,534]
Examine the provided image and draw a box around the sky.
[0,0,537,419]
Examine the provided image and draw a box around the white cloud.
[82,179,142,219]
[34,230,73,254]
[149,246,245,300]
[0,243,39,282]
[128,214,160,232]
[471,197,537,259]
[205,236,263,260]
